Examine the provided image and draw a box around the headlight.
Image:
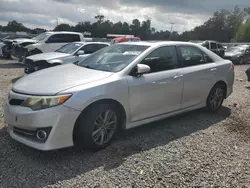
[231,55,241,60]
[22,94,71,110]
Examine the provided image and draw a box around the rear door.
[217,43,225,57]
[127,46,184,122]
[210,42,219,55]
[177,45,217,109]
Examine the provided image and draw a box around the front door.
[177,45,217,109]
[127,46,183,122]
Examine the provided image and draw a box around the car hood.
[13,38,37,44]
[0,42,5,48]
[12,64,114,95]
[27,52,71,61]
[224,52,241,57]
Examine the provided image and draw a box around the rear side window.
[64,34,81,42]
[217,43,223,49]
[179,46,213,67]
[81,44,95,54]
[47,34,80,43]
[210,42,217,50]
[141,46,178,73]
[47,34,65,43]
[94,44,109,51]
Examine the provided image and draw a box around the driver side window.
[141,46,178,73]
[81,44,95,54]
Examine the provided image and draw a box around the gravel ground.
[1,59,250,188]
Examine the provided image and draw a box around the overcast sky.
[0,0,249,33]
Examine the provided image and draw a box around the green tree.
[4,20,29,32]
[234,19,250,42]
[121,22,130,34]
[94,15,105,24]
[130,19,141,36]
[53,23,72,31]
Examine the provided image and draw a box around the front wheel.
[206,84,225,112]
[74,103,119,151]
[239,57,244,65]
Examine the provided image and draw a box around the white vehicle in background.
[23,42,109,74]
[11,31,85,60]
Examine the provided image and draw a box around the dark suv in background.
[201,40,225,58]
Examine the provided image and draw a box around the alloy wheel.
[92,110,117,146]
[208,87,224,111]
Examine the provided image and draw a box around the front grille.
[9,99,24,106]
[24,60,50,74]
[13,127,36,137]
[11,44,28,58]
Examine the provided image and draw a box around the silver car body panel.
[4,41,235,150]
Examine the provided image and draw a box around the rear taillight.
[232,63,235,69]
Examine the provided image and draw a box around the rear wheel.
[206,84,225,112]
[74,103,119,151]
[239,57,244,65]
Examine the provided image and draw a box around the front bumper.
[4,90,81,150]
[11,44,29,59]
[24,59,51,74]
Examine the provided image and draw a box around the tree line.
[1,6,250,42]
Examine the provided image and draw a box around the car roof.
[45,31,82,35]
[74,41,110,45]
[118,41,200,47]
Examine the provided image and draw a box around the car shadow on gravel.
[11,76,23,83]
[0,106,231,188]
[0,62,24,69]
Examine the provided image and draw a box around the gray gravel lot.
[1,59,250,188]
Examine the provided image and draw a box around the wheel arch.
[213,80,227,98]
[73,98,127,139]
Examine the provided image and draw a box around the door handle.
[174,75,183,79]
[210,68,217,72]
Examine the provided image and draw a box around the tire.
[206,84,225,112]
[239,57,244,65]
[74,102,120,151]
[2,46,11,59]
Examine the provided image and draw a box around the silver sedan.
[4,41,235,151]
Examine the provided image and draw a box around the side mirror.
[76,50,85,56]
[137,64,150,75]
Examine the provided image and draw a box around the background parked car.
[4,41,234,151]
[11,31,85,61]
[224,46,250,64]
[110,36,141,45]
[23,42,109,74]
[201,40,225,58]
[0,35,32,58]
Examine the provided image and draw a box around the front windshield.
[77,44,149,72]
[0,36,9,42]
[226,47,244,53]
[32,32,50,41]
[55,43,82,54]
